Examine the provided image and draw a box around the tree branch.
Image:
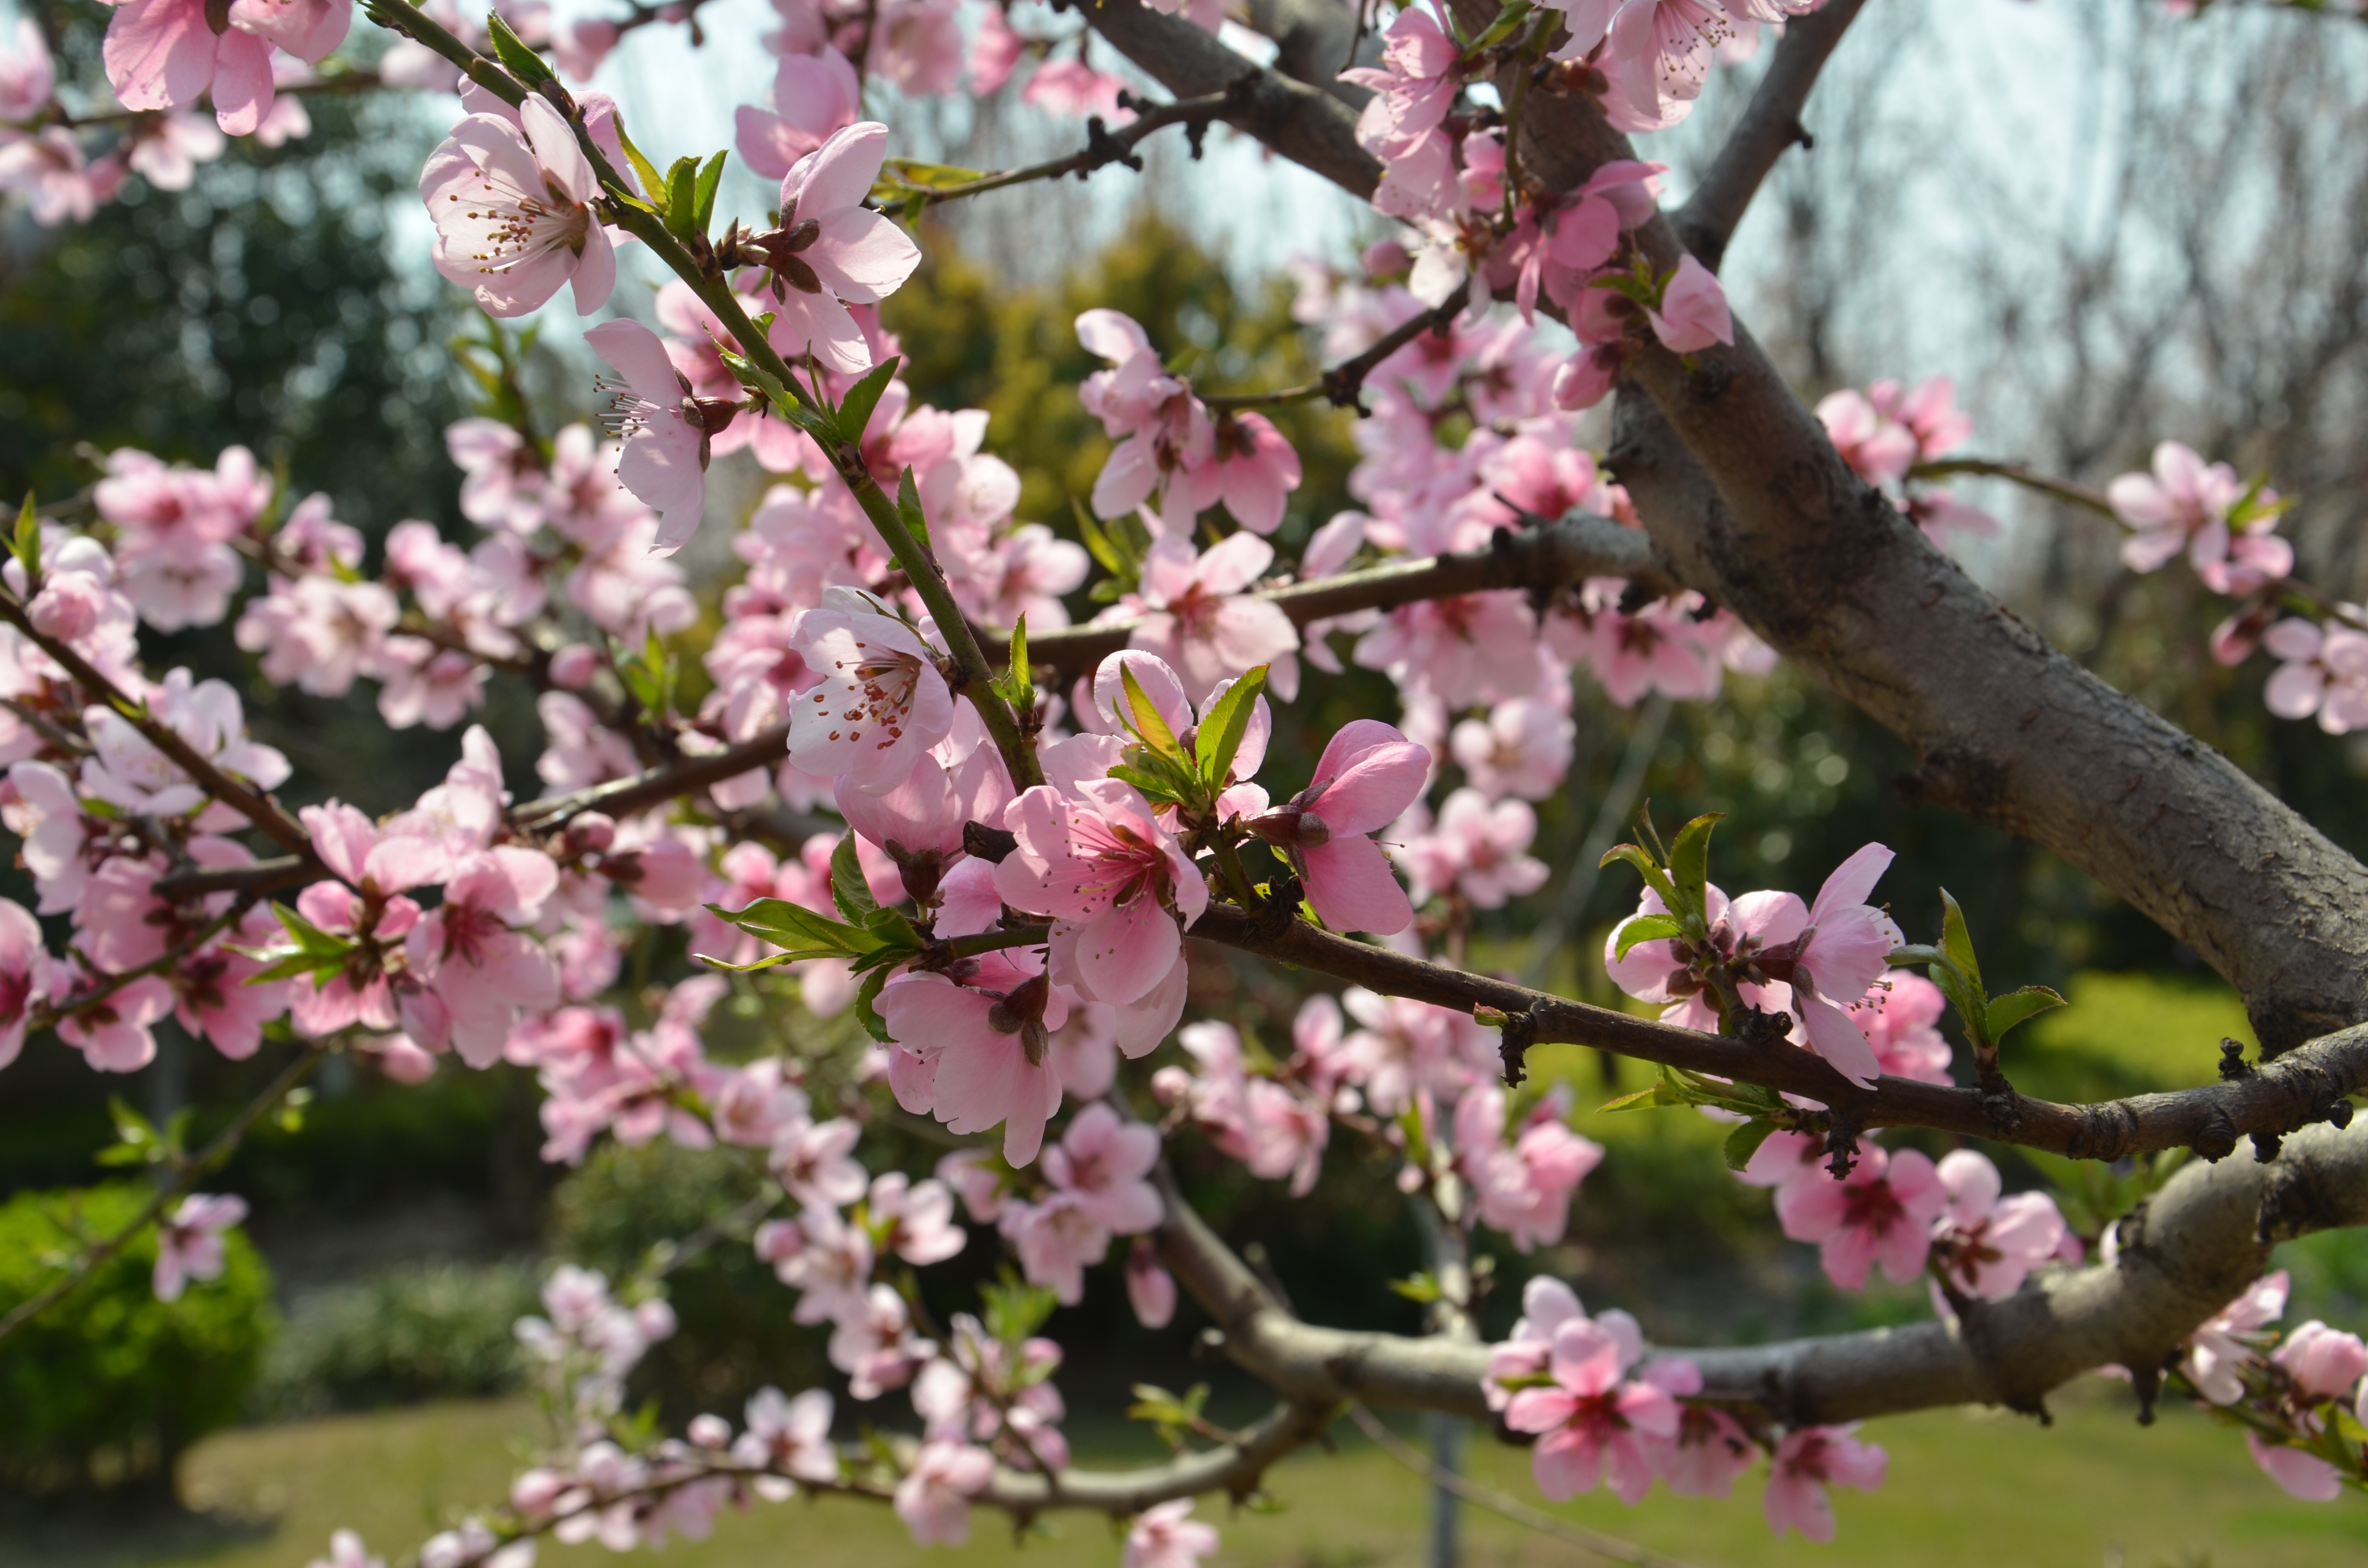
[1074,0,1381,199]
[1671,0,1869,270]
[1011,513,1669,680]
[1185,904,2368,1161]
[1158,1119,2368,1429]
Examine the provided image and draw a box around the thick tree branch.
[1185,906,2368,1160]
[1671,0,1869,269]
[1158,1120,2368,1428]
[1013,513,1669,680]
[1075,0,1381,199]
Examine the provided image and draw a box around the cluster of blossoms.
[1483,1276,1886,1542]
[2170,1271,2368,1501]
[1815,375,1998,549]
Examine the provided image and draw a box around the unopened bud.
[548,642,599,689]
[566,812,617,856]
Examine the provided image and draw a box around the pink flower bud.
[28,574,105,641]
[567,812,617,855]
[686,1413,732,1448]
[1126,1237,1176,1329]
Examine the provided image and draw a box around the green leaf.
[1600,1071,1690,1114]
[1119,662,1185,762]
[704,897,876,961]
[1599,843,1679,908]
[1611,912,1686,959]
[895,466,932,552]
[982,1267,1060,1345]
[829,834,880,922]
[1194,664,1269,788]
[875,157,990,195]
[1665,812,1724,923]
[1722,1119,1778,1173]
[662,154,701,239]
[1938,888,1982,990]
[484,12,556,84]
[994,613,1034,712]
[853,966,895,1044]
[612,120,664,201]
[1985,984,2067,1042]
[1071,498,1128,576]
[11,494,37,583]
[691,148,727,235]
[835,355,900,445]
[1388,1272,1443,1302]
[1106,761,1194,808]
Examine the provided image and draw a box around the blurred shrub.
[0,1181,275,1497]
[548,1141,826,1421]
[259,1259,539,1418]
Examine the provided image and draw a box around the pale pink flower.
[1504,1318,1680,1504]
[785,596,956,792]
[771,1115,869,1210]
[2259,618,2368,734]
[1076,311,1216,521]
[422,96,616,318]
[999,1191,1111,1305]
[1124,1499,1219,1568]
[968,7,1024,92]
[1241,1078,1330,1196]
[1846,970,1953,1085]
[121,110,223,192]
[1449,697,1574,801]
[731,1385,839,1497]
[771,122,922,372]
[1815,389,1920,487]
[1127,1237,1177,1327]
[1246,718,1429,936]
[894,1441,994,1546]
[1395,787,1551,910]
[2246,1431,2344,1503]
[1776,1144,1946,1289]
[402,846,562,1068]
[2107,440,2290,593]
[1338,989,1495,1117]
[2274,1319,2368,1402]
[1483,1275,1594,1409]
[738,45,862,182]
[1023,58,1135,122]
[0,128,99,224]
[586,318,714,553]
[153,1192,247,1301]
[0,18,55,120]
[57,973,174,1072]
[876,959,1066,1166]
[1355,591,1542,708]
[0,897,49,1070]
[1043,1102,1162,1234]
[234,572,399,697]
[867,1172,967,1265]
[1645,255,1733,354]
[1164,413,1303,536]
[1457,1086,1603,1251]
[1762,1424,1886,1542]
[998,779,1206,1007]
[306,1530,384,1568]
[1928,1149,2066,1301]
[759,1204,876,1325]
[1645,1358,1759,1498]
[99,0,328,137]
[1122,533,1300,705]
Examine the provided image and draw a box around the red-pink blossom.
[1646,255,1734,354]
[876,957,1065,1165]
[1928,1148,2066,1301]
[998,778,1206,1005]
[1247,717,1428,935]
[1504,1317,1680,1504]
[1762,1424,1886,1542]
[1845,969,1953,1084]
[402,846,562,1068]
[1775,1143,1946,1288]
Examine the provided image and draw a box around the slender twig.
[1908,457,2117,517]
[1344,1405,1707,1568]
[902,90,1243,207]
[0,1044,327,1348]
[1672,0,1868,269]
[1202,299,1459,414]
[0,594,308,853]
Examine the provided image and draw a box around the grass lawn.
[12,1384,2362,1568]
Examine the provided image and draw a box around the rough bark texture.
[1159,1122,2368,1425]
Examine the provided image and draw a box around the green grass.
[12,1385,2363,1568]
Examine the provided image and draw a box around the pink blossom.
[2107,440,2291,594]
[0,897,49,1069]
[1119,533,1301,706]
[587,319,714,553]
[0,129,100,225]
[876,958,1066,1166]
[1504,1318,1680,1504]
[402,846,562,1068]
[894,1441,994,1546]
[1394,787,1551,910]
[999,1191,1111,1304]
[2188,1279,2282,1411]
[1928,1149,2066,1301]
[99,0,336,137]
[122,110,224,192]
[422,96,616,318]
[759,1204,876,1325]
[998,779,1206,1007]
[2245,1432,2344,1503]
[0,18,55,121]
[234,572,398,697]
[57,973,174,1072]
[306,1530,384,1568]
[1483,1275,1595,1409]
[1338,988,1496,1116]
[1775,1143,1946,1289]
[867,1172,966,1266]
[1023,58,1135,122]
[2258,618,2368,734]
[1355,591,1542,708]
[153,1192,247,1301]
[731,1386,840,1496]
[1815,389,1921,487]
[1076,310,1216,522]
[771,1114,869,1210]
[1456,1085,1603,1250]
[1044,1102,1162,1233]
[1125,1499,1219,1568]
[1449,697,1575,801]
[1646,1359,1760,1498]
[1246,718,1429,935]
[736,46,859,180]
[1164,413,1303,536]
[1645,255,1733,354]
[785,596,956,791]
[1846,970,1953,1085]
[772,122,922,372]
[1241,1078,1331,1195]
[1126,1237,1177,1327]
[1762,1424,1886,1542]
[968,6,1025,92]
